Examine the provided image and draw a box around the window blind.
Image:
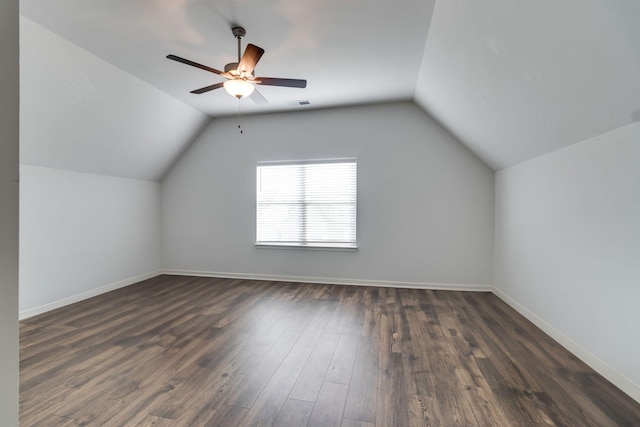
[256,160,357,248]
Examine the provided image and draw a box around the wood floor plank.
[239,345,313,426]
[19,275,640,426]
[289,332,341,402]
[134,415,176,426]
[223,330,301,408]
[148,349,242,420]
[376,351,409,427]
[295,300,338,349]
[342,418,375,427]
[272,399,314,427]
[325,332,360,384]
[344,335,378,423]
[307,381,349,427]
[174,373,247,426]
[407,394,440,427]
[204,404,248,427]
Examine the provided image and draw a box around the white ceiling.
[20,0,436,117]
[19,0,640,172]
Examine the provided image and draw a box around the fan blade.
[190,82,224,94]
[238,44,264,76]
[249,88,268,105]
[256,77,307,88]
[167,54,224,75]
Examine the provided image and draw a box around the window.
[256,160,357,249]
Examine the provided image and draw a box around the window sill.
[255,243,358,252]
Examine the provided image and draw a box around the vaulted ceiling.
[19,0,640,177]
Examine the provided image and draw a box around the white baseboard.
[493,287,640,404]
[19,270,162,320]
[161,269,493,292]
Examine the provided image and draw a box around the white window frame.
[255,159,357,250]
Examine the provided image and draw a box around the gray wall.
[17,15,204,317]
[495,121,640,402]
[162,102,494,288]
[19,166,161,316]
[0,0,19,423]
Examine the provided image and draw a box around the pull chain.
[238,97,244,134]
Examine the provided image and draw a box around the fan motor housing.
[225,62,255,77]
[224,62,239,73]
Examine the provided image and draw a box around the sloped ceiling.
[19,0,640,175]
[415,0,640,169]
[20,17,210,181]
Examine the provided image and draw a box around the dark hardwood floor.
[20,275,640,426]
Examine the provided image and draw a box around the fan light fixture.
[224,78,255,99]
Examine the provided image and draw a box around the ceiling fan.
[167,26,307,104]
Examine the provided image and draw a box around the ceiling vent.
[288,100,310,106]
